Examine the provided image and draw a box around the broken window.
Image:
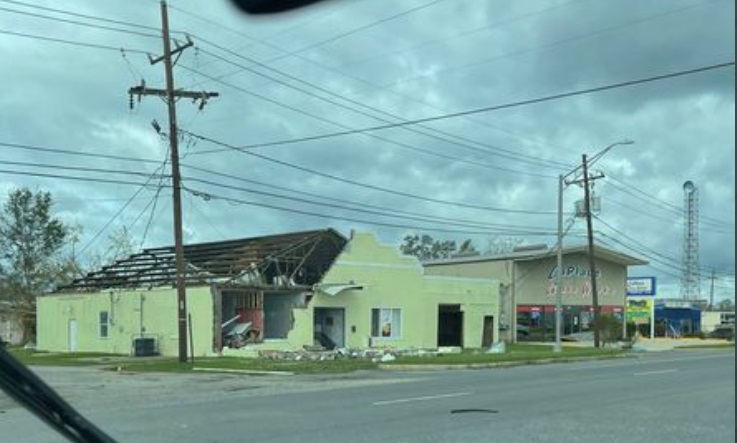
[371,308,401,338]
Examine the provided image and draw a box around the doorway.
[438,304,463,347]
[482,316,495,347]
[314,308,345,349]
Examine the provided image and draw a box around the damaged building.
[36,229,500,357]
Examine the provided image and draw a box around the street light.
[553,140,633,352]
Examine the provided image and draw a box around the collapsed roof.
[59,229,347,292]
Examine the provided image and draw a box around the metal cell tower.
[681,180,700,299]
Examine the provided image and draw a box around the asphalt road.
[1,350,734,443]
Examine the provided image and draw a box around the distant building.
[0,302,25,345]
[424,244,648,342]
[701,310,735,334]
[655,299,702,336]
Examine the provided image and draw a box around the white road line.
[372,392,471,406]
[634,369,679,376]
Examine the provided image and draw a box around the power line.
[184,175,560,234]
[260,0,451,64]
[183,130,560,215]
[0,168,159,187]
[595,216,734,278]
[185,186,560,237]
[0,159,168,180]
[78,152,171,256]
[0,141,162,165]
[384,0,727,87]
[0,28,150,54]
[192,61,735,153]
[189,43,570,171]
[176,4,575,161]
[603,172,734,229]
[181,162,569,226]
[0,0,161,31]
[336,0,591,71]
[179,63,558,178]
[0,5,161,39]
[0,139,556,218]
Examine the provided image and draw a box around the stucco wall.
[37,286,215,357]
[515,253,626,307]
[244,232,499,351]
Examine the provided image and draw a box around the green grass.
[5,344,624,373]
[115,357,378,374]
[386,344,624,366]
[6,348,121,366]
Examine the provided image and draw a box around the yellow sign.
[626,296,652,323]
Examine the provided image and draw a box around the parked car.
[709,325,735,341]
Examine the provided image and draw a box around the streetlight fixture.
[553,140,633,352]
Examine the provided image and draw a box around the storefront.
[424,244,647,342]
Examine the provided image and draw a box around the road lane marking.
[634,369,679,376]
[372,392,471,406]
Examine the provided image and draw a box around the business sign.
[626,277,656,296]
[625,296,653,323]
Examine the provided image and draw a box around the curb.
[378,353,632,371]
[192,367,294,376]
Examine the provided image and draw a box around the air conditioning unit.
[133,337,156,357]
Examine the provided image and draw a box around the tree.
[591,314,623,347]
[399,234,477,260]
[485,236,523,255]
[0,188,69,342]
[716,298,735,312]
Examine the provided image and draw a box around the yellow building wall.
[244,232,499,351]
[36,286,215,357]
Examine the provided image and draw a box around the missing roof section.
[58,229,347,292]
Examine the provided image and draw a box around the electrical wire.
[178,63,558,179]
[260,0,451,64]
[0,0,161,31]
[190,61,735,153]
[185,186,559,237]
[183,130,561,215]
[0,5,161,39]
[0,159,168,180]
[0,28,150,54]
[384,0,728,87]
[184,175,560,233]
[189,43,571,171]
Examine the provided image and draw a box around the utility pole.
[128,0,219,363]
[582,154,603,348]
[554,174,564,353]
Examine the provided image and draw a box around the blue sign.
[626,277,656,296]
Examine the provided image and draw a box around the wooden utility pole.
[128,0,218,363]
[582,154,604,348]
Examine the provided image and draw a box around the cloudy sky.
[0,0,734,301]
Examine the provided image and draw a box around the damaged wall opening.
[220,289,306,349]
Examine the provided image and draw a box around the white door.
[68,319,78,352]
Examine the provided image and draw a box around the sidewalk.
[632,338,732,352]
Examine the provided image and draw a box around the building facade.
[37,230,499,356]
[424,245,647,342]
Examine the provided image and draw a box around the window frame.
[99,311,109,339]
[370,307,402,339]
